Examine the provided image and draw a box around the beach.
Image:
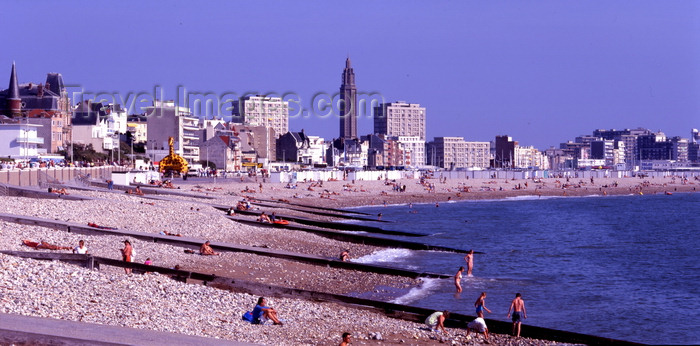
[1,173,694,345]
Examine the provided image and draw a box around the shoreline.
[1,175,690,344]
[181,174,698,210]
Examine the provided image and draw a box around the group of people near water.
[424,249,529,339]
[426,292,527,339]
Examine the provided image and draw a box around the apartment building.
[373,101,426,140]
[145,100,200,162]
[232,95,289,139]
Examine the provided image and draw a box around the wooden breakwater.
[226,215,473,254]
[216,206,426,237]
[1,250,642,346]
[0,183,96,201]
[0,213,451,279]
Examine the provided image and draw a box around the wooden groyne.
[0,213,452,279]
[253,197,371,215]
[2,250,642,346]
[226,216,473,254]
[249,200,389,222]
[85,180,217,200]
[1,183,95,201]
[215,206,426,237]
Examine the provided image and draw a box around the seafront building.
[199,135,241,172]
[396,136,426,167]
[72,101,127,155]
[493,135,517,168]
[145,100,200,163]
[427,137,470,169]
[277,130,326,165]
[373,101,426,140]
[513,145,548,169]
[0,63,72,154]
[0,123,43,158]
[231,95,289,139]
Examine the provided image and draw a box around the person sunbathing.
[159,231,182,237]
[87,222,118,230]
[23,240,71,250]
[48,187,69,195]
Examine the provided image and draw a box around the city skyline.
[1,1,698,149]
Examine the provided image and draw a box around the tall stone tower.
[339,57,357,140]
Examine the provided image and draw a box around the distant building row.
[1,62,698,172]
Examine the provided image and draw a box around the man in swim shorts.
[507,293,527,337]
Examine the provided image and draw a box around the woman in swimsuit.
[455,266,464,293]
[474,292,492,318]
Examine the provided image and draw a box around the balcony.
[16,137,44,144]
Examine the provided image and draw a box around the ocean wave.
[351,248,414,264]
[504,195,556,201]
[390,277,442,305]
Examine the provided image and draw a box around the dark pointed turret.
[8,62,21,116]
[339,57,357,140]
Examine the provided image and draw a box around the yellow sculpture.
[158,137,188,175]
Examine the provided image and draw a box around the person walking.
[507,293,527,337]
[474,292,492,318]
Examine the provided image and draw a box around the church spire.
[8,62,22,116]
[8,62,20,101]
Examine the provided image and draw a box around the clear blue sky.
[2,1,698,149]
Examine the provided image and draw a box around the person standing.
[464,249,474,276]
[507,293,527,337]
[454,267,465,293]
[474,292,492,318]
[120,240,133,274]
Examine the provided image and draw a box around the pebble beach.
[1,174,694,345]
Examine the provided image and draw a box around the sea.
[349,192,700,345]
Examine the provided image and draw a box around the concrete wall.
[0,166,116,187]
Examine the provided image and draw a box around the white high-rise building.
[396,136,426,167]
[464,141,491,169]
[145,100,200,162]
[232,95,289,138]
[514,146,548,169]
[374,101,426,140]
